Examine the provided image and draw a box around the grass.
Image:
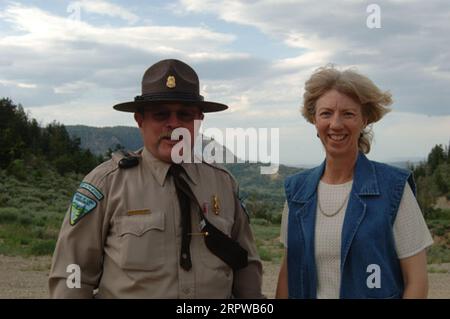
[0,168,80,257]
[251,220,284,263]
[426,211,450,264]
[428,266,449,274]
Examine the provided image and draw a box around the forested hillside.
[412,144,450,216]
[0,98,102,175]
[412,143,450,263]
[0,98,101,255]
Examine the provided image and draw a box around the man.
[48,59,263,298]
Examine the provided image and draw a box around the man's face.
[134,103,204,163]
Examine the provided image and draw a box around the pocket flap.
[117,211,165,237]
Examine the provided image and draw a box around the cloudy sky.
[0,0,449,166]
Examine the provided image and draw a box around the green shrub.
[427,244,450,264]
[6,159,27,180]
[32,226,45,239]
[269,213,282,224]
[258,246,273,261]
[20,238,31,245]
[30,240,56,255]
[252,218,270,226]
[427,209,450,221]
[19,215,33,226]
[0,207,19,223]
[0,193,11,206]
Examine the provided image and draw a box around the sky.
[0,0,449,166]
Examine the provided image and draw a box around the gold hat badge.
[212,195,220,215]
[166,75,176,88]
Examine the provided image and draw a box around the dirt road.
[0,255,448,298]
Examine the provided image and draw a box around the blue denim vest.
[285,153,416,299]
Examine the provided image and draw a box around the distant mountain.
[66,125,143,156]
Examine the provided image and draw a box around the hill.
[66,125,142,156]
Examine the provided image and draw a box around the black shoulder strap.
[112,150,140,169]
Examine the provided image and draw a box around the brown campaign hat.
[113,59,228,113]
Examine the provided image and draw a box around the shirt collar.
[141,147,199,186]
[291,152,380,203]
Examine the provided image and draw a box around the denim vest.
[285,153,416,299]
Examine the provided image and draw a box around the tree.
[0,97,101,174]
[427,144,446,173]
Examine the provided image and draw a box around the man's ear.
[199,112,205,120]
[134,112,144,128]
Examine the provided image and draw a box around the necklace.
[317,191,350,217]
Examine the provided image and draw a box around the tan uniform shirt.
[49,148,263,298]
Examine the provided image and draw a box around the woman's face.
[314,89,367,159]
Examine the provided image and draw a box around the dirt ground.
[0,255,448,299]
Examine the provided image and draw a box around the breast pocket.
[116,212,165,271]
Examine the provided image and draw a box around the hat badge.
[166,75,176,88]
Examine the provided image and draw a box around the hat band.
[135,92,204,102]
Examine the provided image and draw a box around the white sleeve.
[280,201,288,247]
[393,183,434,259]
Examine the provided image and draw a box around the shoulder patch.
[70,192,97,226]
[79,182,104,201]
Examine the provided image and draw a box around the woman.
[276,66,433,299]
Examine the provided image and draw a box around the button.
[182,287,191,294]
[182,253,187,259]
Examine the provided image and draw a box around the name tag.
[127,209,151,216]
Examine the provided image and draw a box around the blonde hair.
[302,65,392,154]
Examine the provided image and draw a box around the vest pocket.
[116,212,165,271]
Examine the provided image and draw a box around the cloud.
[0,3,235,52]
[0,79,37,89]
[178,0,450,116]
[0,1,449,165]
[0,2,240,109]
[77,0,140,24]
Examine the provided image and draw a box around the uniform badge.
[166,75,176,88]
[70,192,97,226]
[212,195,220,215]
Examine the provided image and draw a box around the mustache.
[158,131,184,141]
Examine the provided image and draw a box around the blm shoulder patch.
[70,192,97,226]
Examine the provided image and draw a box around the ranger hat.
[113,59,228,113]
